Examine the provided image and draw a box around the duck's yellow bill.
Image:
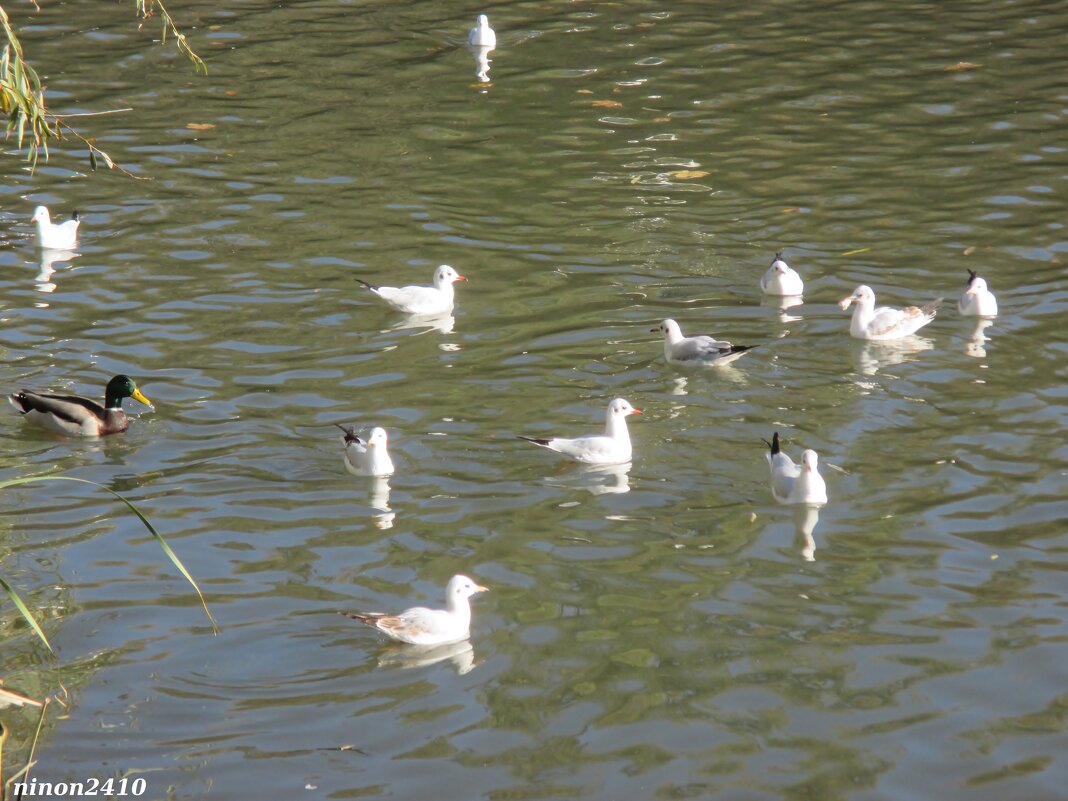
[131,388,153,407]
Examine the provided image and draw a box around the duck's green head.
[105,375,153,409]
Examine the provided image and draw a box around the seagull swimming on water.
[958,270,998,317]
[356,264,466,315]
[652,318,754,367]
[337,424,394,477]
[760,251,804,296]
[764,432,827,506]
[838,284,941,340]
[340,574,489,646]
[519,397,641,465]
[468,14,496,48]
[32,206,80,250]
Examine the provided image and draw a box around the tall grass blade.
[0,576,54,656]
[0,476,218,632]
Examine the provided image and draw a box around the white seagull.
[32,206,80,250]
[337,424,394,477]
[519,397,641,465]
[341,574,489,646]
[653,318,754,367]
[356,264,466,315]
[761,251,804,296]
[468,14,496,48]
[839,284,941,340]
[958,270,998,317]
[764,432,827,506]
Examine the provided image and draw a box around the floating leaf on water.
[591,100,623,108]
[186,122,215,130]
[963,246,976,256]
[653,117,671,123]
[842,247,871,256]
[670,169,709,180]
[576,89,594,94]
[945,61,981,72]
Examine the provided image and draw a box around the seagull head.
[367,426,389,448]
[801,449,820,473]
[964,270,987,295]
[476,13,489,26]
[770,252,790,275]
[839,284,874,310]
[31,206,50,224]
[608,397,641,418]
[435,264,467,286]
[448,574,489,601]
[651,318,682,339]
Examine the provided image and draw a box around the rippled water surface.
[2,1,1066,799]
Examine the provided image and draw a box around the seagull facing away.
[958,270,998,317]
[341,574,489,646]
[519,397,641,465]
[356,264,466,315]
[337,424,394,477]
[764,432,828,506]
[653,319,754,367]
[468,14,496,48]
[838,284,941,341]
[32,206,80,250]
[760,251,804,296]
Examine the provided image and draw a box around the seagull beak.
[630,408,642,415]
[131,388,153,408]
[455,275,468,282]
[649,327,659,333]
[475,584,489,593]
[838,295,855,310]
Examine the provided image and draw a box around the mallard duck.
[355,264,466,315]
[652,318,755,367]
[340,574,489,645]
[9,374,153,437]
[839,284,942,340]
[32,206,80,250]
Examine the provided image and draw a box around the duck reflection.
[793,504,821,562]
[374,638,477,674]
[35,248,78,294]
[547,461,631,495]
[855,336,934,377]
[964,318,994,358]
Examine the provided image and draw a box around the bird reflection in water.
[855,336,934,377]
[375,638,477,674]
[547,461,632,496]
[389,311,455,336]
[964,319,994,358]
[793,504,821,562]
[368,476,395,530]
[762,293,804,326]
[35,248,78,295]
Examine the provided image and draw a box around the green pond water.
[1,1,1066,799]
